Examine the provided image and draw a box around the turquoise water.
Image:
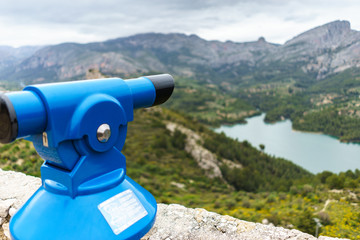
[215,113,360,173]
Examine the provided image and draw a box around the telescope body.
[0,74,174,240]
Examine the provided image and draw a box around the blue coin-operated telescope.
[0,74,174,240]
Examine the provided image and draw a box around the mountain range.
[0,20,359,86]
[0,46,42,73]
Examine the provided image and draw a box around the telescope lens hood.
[0,94,18,143]
[146,74,174,106]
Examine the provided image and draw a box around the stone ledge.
[0,170,346,240]
[143,204,345,240]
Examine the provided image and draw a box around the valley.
[0,108,359,238]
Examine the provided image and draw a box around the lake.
[215,113,360,173]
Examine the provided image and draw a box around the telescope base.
[9,176,157,240]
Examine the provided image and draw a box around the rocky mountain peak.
[325,20,351,34]
[284,20,353,49]
[257,36,266,43]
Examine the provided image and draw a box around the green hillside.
[163,76,259,126]
[162,71,360,142]
[1,107,359,238]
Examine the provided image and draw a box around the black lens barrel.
[146,74,174,106]
[0,94,18,143]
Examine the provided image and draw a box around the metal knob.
[97,124,111,143]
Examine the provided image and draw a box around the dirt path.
[320,199,337,212]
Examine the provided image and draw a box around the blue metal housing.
[4,74,174,240]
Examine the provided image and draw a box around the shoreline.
[215,113,360,173]
[215,111,360,144]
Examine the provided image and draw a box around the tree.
[326,175,344,189]
[259,144,265,151]
[296,209,316,235]
[317,171,333,184]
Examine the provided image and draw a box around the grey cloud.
[0,0,358,46]
[0,0,257,25]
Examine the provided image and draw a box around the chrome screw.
[97,124,111,143]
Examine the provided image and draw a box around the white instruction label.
[98,189,148,235]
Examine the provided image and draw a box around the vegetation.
[221,69,360,142]
[1,108,359,239]
[204,131,312,192]
[2,69,360,239]
[156,68,360,143]
[163,77,259,126]
[0,81,22,91]
[293,108,360,142]
[0,140,43,176]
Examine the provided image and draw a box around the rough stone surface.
[166,122,242,180]
[0,169,41,239]
[0,170,346,240]
[141,204,345,240]
[166,122,223,179]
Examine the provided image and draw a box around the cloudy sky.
[0,0,359,47]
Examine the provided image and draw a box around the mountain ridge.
[0,45,43,73]
[1,20,358,85]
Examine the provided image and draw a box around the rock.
[0,169,42,240]
[0,200,16,219]
[8,208,17,218]
[0,170,347,240]
[262,218,269,225]
[2,223,10,240]
[166,122,223,179]
[170,181,186,189]
[0,169,41,211]
[142,204,345,240]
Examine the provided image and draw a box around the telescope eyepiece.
[0,94,18,143]
[146,74,174,106]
